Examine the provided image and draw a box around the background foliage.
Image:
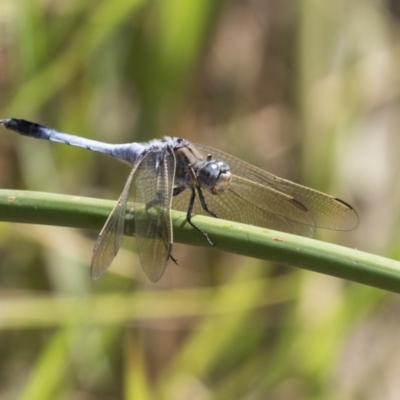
[0,0,400,399]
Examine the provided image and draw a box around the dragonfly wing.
[173,176,315,237]
[91,162,141,279]
[134,148,175,282]
[191,144,359,233]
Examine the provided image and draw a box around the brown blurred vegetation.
[1,0,400,399]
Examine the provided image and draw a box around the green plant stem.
[0,189,399,293]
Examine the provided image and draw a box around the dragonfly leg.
[145,191,163,210]
[186,188,214,246]
[170,253,178,265]
[164,242,178,265]
[187,164,218,218]
[173,186,185,196]
[196,186,218,218]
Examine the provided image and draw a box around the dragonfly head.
[198,158,232,195]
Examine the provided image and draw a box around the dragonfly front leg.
[196,186,218,218]
[187,164,218,218]
[186,187,214,246]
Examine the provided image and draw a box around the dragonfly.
[0,118,359,282]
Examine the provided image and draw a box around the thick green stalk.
[0,189,399,293]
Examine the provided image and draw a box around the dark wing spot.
[333,197,356,211]
[289,197,308,212]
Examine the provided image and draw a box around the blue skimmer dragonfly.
[0,118,359,282]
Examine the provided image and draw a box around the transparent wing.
[172,144,358,237]
[91,162,140,280]
[134,149,175,282]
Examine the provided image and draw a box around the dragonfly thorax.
[197,159,232,194]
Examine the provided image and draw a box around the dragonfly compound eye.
[197,161,220,189]
[197,159,231,193]
[211,160,232,194]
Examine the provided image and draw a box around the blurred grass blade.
[6,0,146,116]
[124,332,153,400]
[19,330,72,400]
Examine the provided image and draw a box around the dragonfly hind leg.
[169,252,178,265]
[145,191,164,211]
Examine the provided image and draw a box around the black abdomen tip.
[0,118,42,137]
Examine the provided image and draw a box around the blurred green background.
[0,0,399,399]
